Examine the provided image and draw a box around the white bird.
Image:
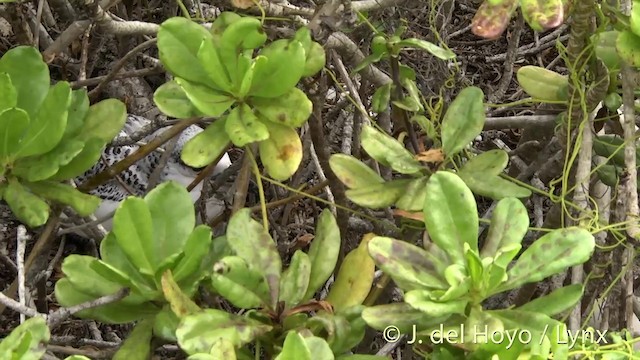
[72,114,231,232]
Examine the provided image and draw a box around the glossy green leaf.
[25,181,100,216]
[161,270,201,317]
[395,176,430,211]
[0,46,49,119]
[276,331,312,360]
[145,181,195,268]
[325,234,375,312]
[494,227,595,293]
[368,236,448,291]
[249,39,306,98]
[424,171,478,266]
[371,83,392,113]
[112,197,155,275]
[225,103,269,147]
[112,318,154,360]
[404,289,468,317]
[396,38,456,60]
[59,255,129,297]
[345,179,411,208]
[0,108,29,159]
[251,87,313,128]
[302,41,326,77]
[595,164,620,187]
[480,197,529,259]
[173,225,214,284]
[0,316,49,360]
[517,284,583,317]
[362,303,448,334]
[154,81,203,119]
[100,233,157,298]
[460,149,508,174]
[176,309,272,354]
[280,250,311,308]
[593,135,640,167]
[258,121,303,180]
[328,154,384,189]
[516,66,568,101]
[5,178,49,227]
[16,81,71,158]
[0,73,17,113]
[441,86,485,157]
[209,256,270,309]
[175,77,235,117]
[157,17,213,86]
[78,98,127,142]
[181,118,230,168]
[459,172,532,199]
[226,208,282,308]
[12,139,85,182]
[197,37,234,92]
[63,89,89,140]
[50,138,105,180]
[360,125,422,174]
[304,209,341,300]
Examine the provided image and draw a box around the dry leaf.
[415,149,444,163]
[393,209,424,222]
[231,0,255,9]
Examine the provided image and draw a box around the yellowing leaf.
[258,121,302,180]
[325,233,376,312]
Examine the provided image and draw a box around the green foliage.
[0,46,127,227]
[0,316,49,360]
[516,65,569,102]
[362,171,596,357]
[155,15,325,181]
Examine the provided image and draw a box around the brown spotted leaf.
[493,227,594,294]
[471,0,519,39]
[520,0,564,32]
[258,121,303,181]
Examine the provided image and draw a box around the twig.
[70,66,164,89]
[0,291,39,318]
[231,151,252,214]
[47,288,130,329]
[16,225,28,324]
[309,128,336,217]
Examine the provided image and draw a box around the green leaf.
[251,87,313,128]
[5,178,49,227]
[276,331,312,360]
[173,225,214,284]
[395,176,430,211]
[225,103,269,147]
[362,303,449,334]
[593,31,621,72]
[302,41,326,77]
[258,121,303,180]
[404,289,468,317]
[12,139,85,182]
[99,233,157,298]
[175,77,235,117]
[371,83,392,113]
[227,209,282,308]
[630,2,640,38]
[207,338,237,360]
[249,39,306,98]
[328,154,384,189]
[367,236,448,291]
[154,80,203,119]
[176,309,272,354]
[460,149,508,174]
[495,227,595,293]
[25,181,100,216]
[209,256,271,309]
[424,171,479,266]
[516,66,569,101]
[352,53,385,73]
[157,17,214,86]
[280,250,311,308]
[303,337,334,360]
[0,316,49,360]
[112,318,154,360]
[360,125,423,174]
[517,284,583,317]
[441,86,485,157]
[197,36,234,92]
[0,108,29,160]
[480,197,529,259]
[304,209,341,300]
[59,255,129,297]
[62,89,90,140]
[78,98,127,142]
[161,270,201,317]
[396,38,456,60]
[112,197,155,275]
[49,138,105,180]
[345,179,411,208]
[0,46,49,119]
[325,234,375,312]
[16,81,71,158]
[145,181,195,269]
[459,172,532,200]
[181,118,230,168]
[0,72,17,113]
